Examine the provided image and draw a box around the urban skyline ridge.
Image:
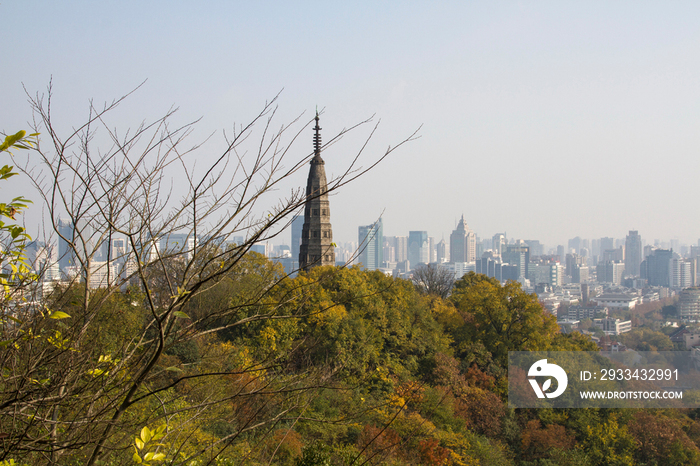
[6,3,700,252]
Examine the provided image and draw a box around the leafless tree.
[411,263,455,298]
[0,83,417,465]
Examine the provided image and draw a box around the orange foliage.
[464,364,495,391]
[627,411,700,464]
[260,429,303,463]
[521,419,574,460]
[357,425,401,464]
[417,438,451,465]
[454,387,505,437]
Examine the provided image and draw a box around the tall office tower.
[625,230,643,276]
[111,238,126,259]
[26,241,59,280]
[449,216,476,263]
[383,245,395,263]
[671,239,680,253]
[568,236,582,254]
[436,239,448,263]
[466,231,476,261]
[502,244,529,280]
[670,257,693,289]
[599,237,614,255]
[524,240,544,257]
[358,218,383,271]
[57,218,74,273]
[556,245,565,262]
[679,288,700,321]
[408,231,429,267]
[162,233,197,259]
[581,284,589,304]
[596,261,625,285]
[291,215,304,264]
[395,236,408,262]
[565,253,585,276]
[382,236,395,263]
[550,263,564,287]
[492,233,506,257]
[643,245,655,260]
[299,114,335,270]
[93,240,108,261]
[572,265,589,284]
[640,249,673,287]
[601,247,625,263]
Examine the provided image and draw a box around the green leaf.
[49,311,71,320]
[140,426,152,443]
[132,451,143,464]
[0,130,26,152]
[173,311,189,319]
[135,437,144,450]
[164,366,183,372]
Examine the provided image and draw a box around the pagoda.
[299,113,335,270]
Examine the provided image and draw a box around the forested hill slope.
[4,258,699,465]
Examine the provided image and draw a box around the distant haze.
[4,2,700,249]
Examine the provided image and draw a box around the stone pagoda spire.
[299,112,335,270]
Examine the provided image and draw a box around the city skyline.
[5,3,700,247]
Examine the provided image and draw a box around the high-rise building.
[671,258,693,289]
[382,238,396,264]
[556,245,565,262]
[436,239,448,263]
[291,215,303,265]
[600,237,614,253]
[26,241,59,281]
[111,238,126,260]
[679,288,700,321]
[568,237,582,254]
[449,215,476,263]
[596,261,625,285]
[572,265,589,284]
[502,244,529,280]
[640,249,673,287]
[299,114,335,270]
[57,218,74,273]
[162,233,197,257]
[492,233,506,257]
[625,230,642,276]
[524,240,544,257]
[565,253,585,276]
[394,236,408,263]
[475,237,483,259]
[601,247,624,263]
[408,231,429,267]
[358,218,383,271]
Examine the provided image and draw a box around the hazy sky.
[4,2,700,250]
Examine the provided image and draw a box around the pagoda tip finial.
[313,109,322,159]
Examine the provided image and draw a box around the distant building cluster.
[26,109,700,337]
[22,224,204,293]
